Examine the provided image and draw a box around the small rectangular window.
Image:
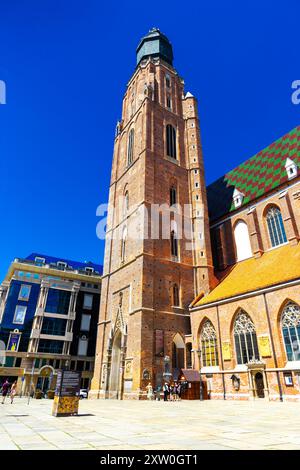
[165,74,171,88]
[13,305,27,324]
[80,314,91,331]
[195,182,199,188]
[85,267,94,275]
[18,284,31,301]
[35,257,45,265]
[83,294,93,310]
[57,261,67,270]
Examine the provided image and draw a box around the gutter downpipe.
[216,305,226,400]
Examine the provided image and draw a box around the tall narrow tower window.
[127,129,134,166]
[165,74,171,88]
[172,284,180,306]
[123,191,129,217]
[121,227,127,262]
[166,95,172,110]
[170,186,177,206]
[166,124,177,159]
[170,230,178,258]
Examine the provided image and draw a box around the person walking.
[10,381,17,404]
[169,384,174,401]
[163,382,169,401]
[177,382,182,401]
[1,379,10,404]
[173,382,178,401]
[146,382,154,400]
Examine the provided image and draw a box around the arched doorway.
[254,372,265,398]
[37,366,55,393]
[172,333,185,371]
[109,331,122,398]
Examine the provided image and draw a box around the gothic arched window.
[281,302,300,362]
[170,230,178,258]
[166,124,177,159]
[127,129,134,166]
[201,320,219,367]
[234,311,259,364]
[172,284,180,306]
[266,206,287,248]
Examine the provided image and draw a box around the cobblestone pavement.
[0,398,299,450]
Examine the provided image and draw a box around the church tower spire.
[90,30,214,399]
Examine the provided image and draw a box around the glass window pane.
[13,305,27,324]
[80,314,91,331]
[83,294,93,310]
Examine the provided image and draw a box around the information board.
[55,370,81,397]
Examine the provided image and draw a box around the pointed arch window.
[234,311,259,364]
[201,320,219,367]
[172,284,180,307]
[281,302,300,362]
[166,124,177,159]
[170,230,178,258]
[127,129,134,166]
[266,206,287,247]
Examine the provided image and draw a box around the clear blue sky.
[0,0,299,281]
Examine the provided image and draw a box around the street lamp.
[195,348,204,401]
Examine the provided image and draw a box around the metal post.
[27,365,35,405]
[197,349,204,401]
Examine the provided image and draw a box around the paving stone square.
[0,398,299,450]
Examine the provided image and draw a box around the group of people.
[163,382,182,401]
[1,379,17,404]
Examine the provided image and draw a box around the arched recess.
[109,330,122,394]
[172,333,185,370]
[233,219,252,262]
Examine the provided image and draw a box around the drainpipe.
[263,293,283,402]
[216,305,226,400]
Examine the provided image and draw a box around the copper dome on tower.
[136,28,174,66]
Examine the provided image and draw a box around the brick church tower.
[90,29,214,399]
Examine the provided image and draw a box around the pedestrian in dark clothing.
[177,382,182,400]
[163,383,169,401]
[1,379,10,404]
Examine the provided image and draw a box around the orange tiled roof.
[193,243,300,307]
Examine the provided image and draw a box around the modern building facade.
[0,253,102,394]
[91,28,300,402]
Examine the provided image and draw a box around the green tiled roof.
[207,126,300,222]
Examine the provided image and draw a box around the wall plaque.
[222,342,231,361]
[258,336,272,357]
